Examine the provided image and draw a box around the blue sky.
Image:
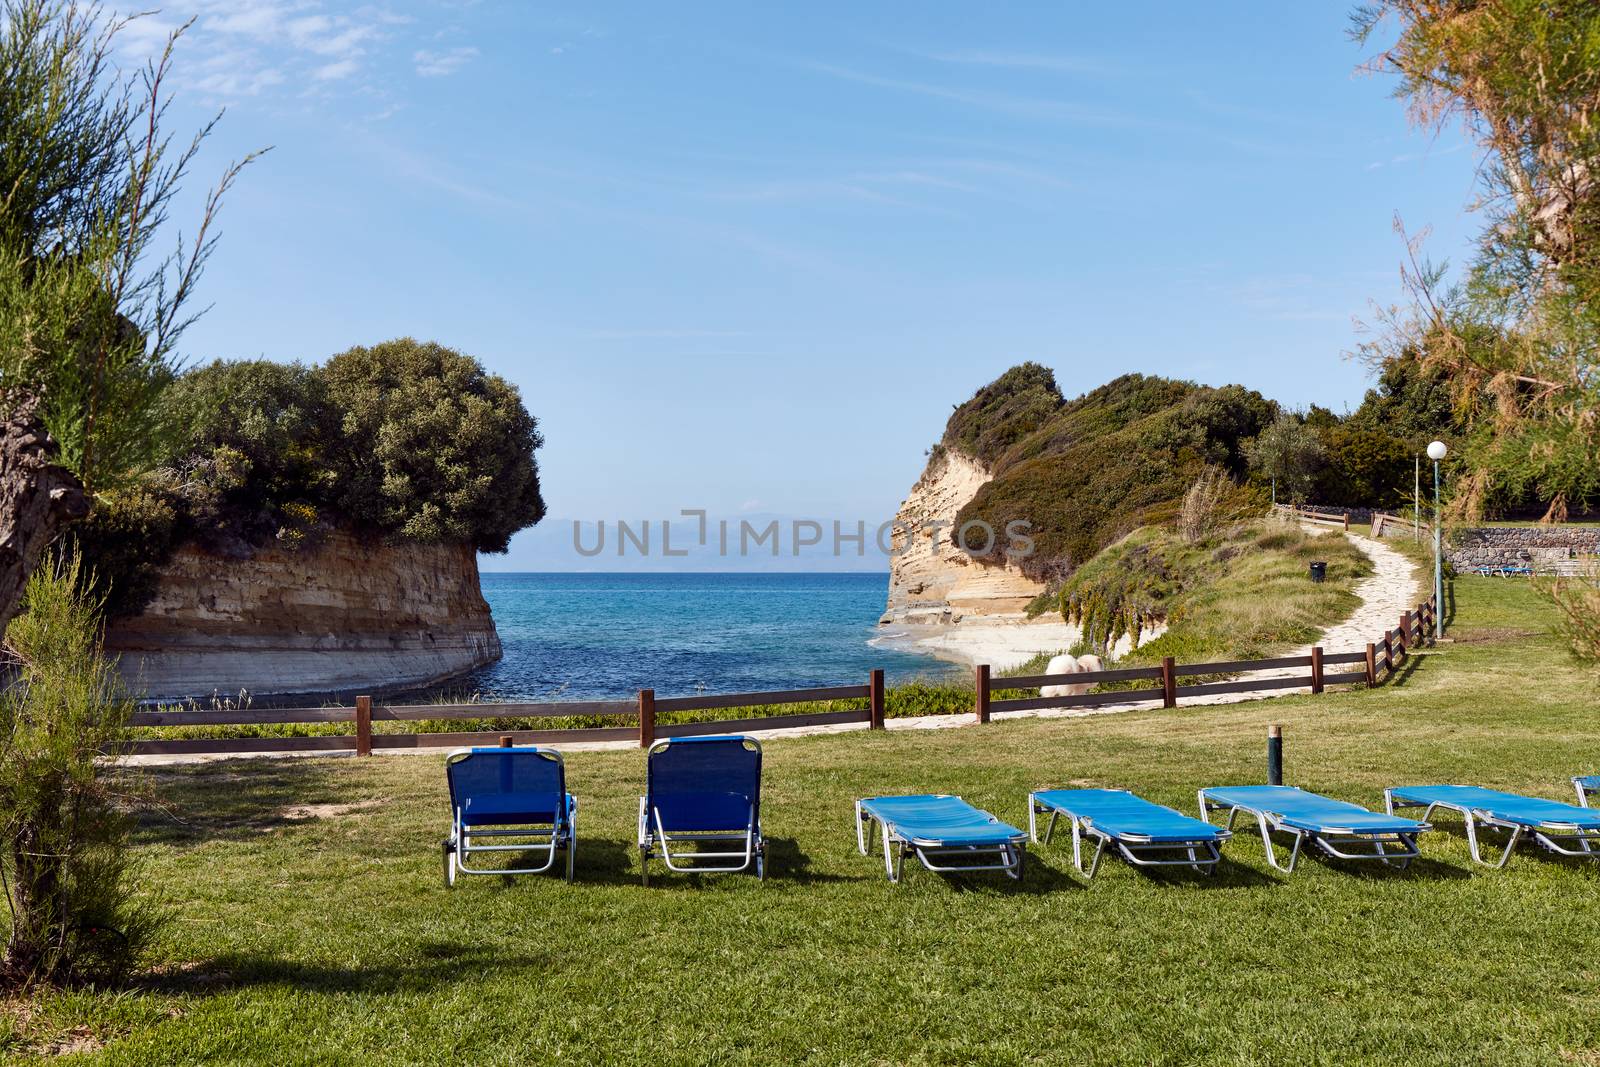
[126,2,1481,569]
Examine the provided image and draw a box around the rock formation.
[881,447,1047,626]
[104,531,500,701]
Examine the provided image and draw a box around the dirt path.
[1293,526,1420,656]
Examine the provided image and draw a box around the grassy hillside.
[1047,519,1372,665]
[942,369,1275,580]
[13,578,1600,1064]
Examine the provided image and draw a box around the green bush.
[74,340,548,610]
[154,359,334,555]
[65,484,181,617]
[0,555,162,988]
[953,374,1274,579]
[321,339,545,552]
[940,362,1063,467]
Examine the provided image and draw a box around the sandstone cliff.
[881,447,1047,626]
[105,531,500,701]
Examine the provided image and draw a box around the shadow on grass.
[128,758,366,847]
[1379,649,1427,688]
[559,836,865,888]
[1417,820,1600,871]
[1147,855,1277,888]
[141,944,556,999]
[1300,852,1471,881]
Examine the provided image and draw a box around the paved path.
[1294,526,1420,656]
[123,527,1421,764]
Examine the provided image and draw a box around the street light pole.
[1427,440,1447,639]
[1414,456,1420,545]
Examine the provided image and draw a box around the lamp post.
[1414,456,1420,545]
[1426,440,1447,639]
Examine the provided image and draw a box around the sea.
[459,572,958,701]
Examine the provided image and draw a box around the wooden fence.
[1273,503,1352,531]
[122,592,1441,757]
[1370,511,1429,540]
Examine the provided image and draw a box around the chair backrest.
[646,735,761,832]
[447,747,565,812]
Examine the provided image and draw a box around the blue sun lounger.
[1386,785,1600,867]
[443,746,576,885]
[638,735,765,885]
[1574,776,1600,807]
[1029,788,1231,878]
[1198,785,1429,872]
[855,795,1027,883]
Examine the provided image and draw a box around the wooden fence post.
[1383,630,1395,670]
[354,695,372,757]
[1343,512,1350,532]
[868,669,885,730]
[1161,657,1177,709]
[974,665,991,724]
[1365,643,1378,686]
[638,689,655,748]
[1267,724,1283,786]
[1310,646,1324,695]
[1398,613,1410,653]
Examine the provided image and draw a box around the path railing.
[122,595,1439,757]
[1273,503,1351,531]
[1370,511,1429,541]
[977,592,1437,720]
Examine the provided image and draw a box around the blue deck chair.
[1029,788,1231,878]
[443,746,576,885]
[855,795,1027,883]
[1387,785,1600,867]
[1574,776,1600,807]
[1198,785,1429,873]
[638,735,764,885]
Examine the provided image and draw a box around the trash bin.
[1309,561,1327,583]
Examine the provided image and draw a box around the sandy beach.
[872,619,1083,671]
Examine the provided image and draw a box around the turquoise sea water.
[463,572,956,700]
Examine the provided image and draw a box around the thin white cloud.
[313,57,360,82]
[113,1,436,103]
[414,45,480,77]
[802,61,1140,126]
[1365,141,1471,171]
[914,49,1110,75]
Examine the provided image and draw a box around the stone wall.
[105,531,501,701]
[1444,526,1600,570]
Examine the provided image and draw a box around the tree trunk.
[0,393,88,636]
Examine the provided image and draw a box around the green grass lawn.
[9,577,1600,1065]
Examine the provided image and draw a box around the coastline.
[871,619,1081,672]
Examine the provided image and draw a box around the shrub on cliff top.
[322,338,546,552]
[73,341,546,611]
[949,374,1275,579]
[939,362,1063,468]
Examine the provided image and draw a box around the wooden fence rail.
[122,596,1438,757]
[1273,503,1351,531]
